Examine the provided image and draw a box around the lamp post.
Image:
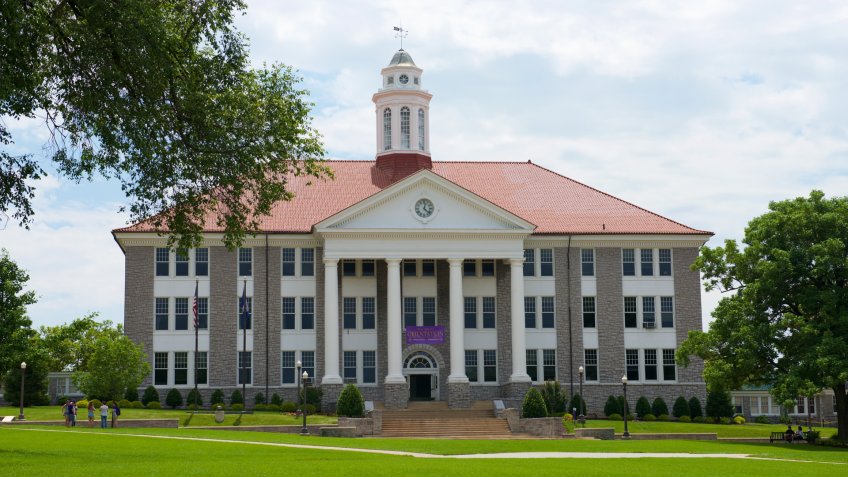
[621,375,630,439]
[18,362,26,421]
[578,366,585,426]
[301,371,309,435]
[295,360,302,417]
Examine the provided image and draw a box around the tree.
[142,385,160,406]
[336,384,365,418]
[1,1,329,250]
[165,388,183,409]
[672,396,690,418]
[124,387,139,402]
[540,381,566,414]
[677,191,848,439]
[186,389,203,408]
[705,389,734,419]
[72,325,150,401]
[651,397,669,417]
[635,396,652,418]
[230,389,243,405]
[603,395,621,417]
[522,387,548,418]
[688,397,703,419]
[3,344,50,406]
[38,313,110,372]
[569,393,585,417]
[0,249,36,388]
[211,389,225,406]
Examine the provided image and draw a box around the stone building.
[113,48,711,411]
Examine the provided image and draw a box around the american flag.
[192,280,199,329]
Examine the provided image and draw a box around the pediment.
[315,169,535,234]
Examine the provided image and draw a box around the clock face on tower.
[414,198,434,218]
[399,74,409,85]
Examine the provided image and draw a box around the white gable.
[315,170,534,232]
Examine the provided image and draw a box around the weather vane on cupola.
[393,24,408,49]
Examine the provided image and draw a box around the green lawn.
[2,427,846,477]
[0,405,337,426]
[578,419,839,439]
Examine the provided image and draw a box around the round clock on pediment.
[414,197,435,219]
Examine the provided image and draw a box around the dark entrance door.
[409,375,432,401]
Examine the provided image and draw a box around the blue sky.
[3,0,848,329]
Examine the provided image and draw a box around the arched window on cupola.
[383,108,392,150]
[418,108,425,151]
[400,107,410,149]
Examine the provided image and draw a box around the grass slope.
[1,427,843,477]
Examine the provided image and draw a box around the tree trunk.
[835,383,848,441]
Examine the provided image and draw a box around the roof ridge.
[525,162,713,235]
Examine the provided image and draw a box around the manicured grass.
[0,406,337,426]
[578,419,839,439]
[1,427,844,477]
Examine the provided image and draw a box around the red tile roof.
[113,159,711,235]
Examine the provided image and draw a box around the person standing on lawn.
[100,402,109,428]
[87,401,95,427]
[111,402,120,428]
[68,401,77,427]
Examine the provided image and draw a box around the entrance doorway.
[403,350,439,401]
[409,375,433,401]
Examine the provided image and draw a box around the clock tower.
[373,49,433,180]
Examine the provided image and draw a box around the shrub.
[131,401,144,409]
[210,390,225,406]
[678,415,692,423]
[336,384,365,417]
[118,399,131,409]
[281,401,298,413]
[212,403,226,410]
[778,414,791,425]
[704,416,715,424]
[569,393,585,417]
[672,396,689,418]
[142,386,160,406]
[146,401,162,409]
[165,388,183,409]
[719,416,731,425]
[688,396,703,419]
[186,403,200,411]
[254,404,267,411]
[230,390,244,405]
[608,413,622,421]
[521,387,548,418]
[76,399,89,409]
[706,389,733,419]
[304,387,323,412]
[658,414,670,421]
[692,416,705,423]
[643,413,657,421]
[604,395,621,417]
[267,404,282,412]
[303,403,317,414]
[652,397,669,417]
[231,403,244,412]
[754,415,770,424]
[186,389,203,407]
[89,399,102,408]
[271,393,283,406]
[635,396,651,418]
[626,413,636,422]
[540,381,566,414]
[124,387,139,402]
[254,392,266,405]
[733,415,746,425]
[806,430,820,444]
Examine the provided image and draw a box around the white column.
[322,258,342,384]
[385,259,405,383]
[448,258,469,383]
[510,258,531,383]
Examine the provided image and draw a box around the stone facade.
[384,382,409,409]
[448,381,471,408]
[209,247,237,389]
[124,246,153,387]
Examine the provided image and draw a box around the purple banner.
[406,326,445,345]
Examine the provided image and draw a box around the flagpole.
[193,280,199,412]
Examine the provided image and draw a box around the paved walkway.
[3,427,841,464]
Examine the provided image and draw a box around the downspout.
[566,235,574,404]
[265,233,270,402]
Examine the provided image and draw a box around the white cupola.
[372,49,433,158]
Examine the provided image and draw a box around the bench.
[770,431,790,443]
